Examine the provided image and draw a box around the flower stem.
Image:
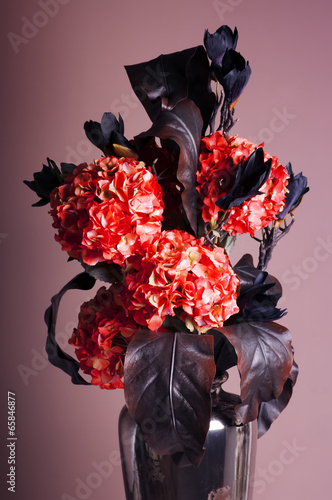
[257,215,295,270]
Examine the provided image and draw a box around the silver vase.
[118,378,257,500]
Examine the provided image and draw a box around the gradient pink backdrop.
[1,0,331,499]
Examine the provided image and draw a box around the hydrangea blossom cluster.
[197,132,289,236]
[68,287,138,389]
[50,156,164,266]
[125,230,240,333]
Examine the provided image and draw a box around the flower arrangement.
[25,25,308,467]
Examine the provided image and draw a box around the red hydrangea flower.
[50,156,164,265]
[197,132,289,236]
[125,229,239,333]
[68,286,139,389]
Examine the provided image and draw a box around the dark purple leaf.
[124,330,215,467]
[136,99,203,234]
[257,354,298,437]
[185,45,216,133]
[125,46,215,133]
[81,261,123,284]
[210,329,237,375]
[218,322,293,425]
[44,273,96,385]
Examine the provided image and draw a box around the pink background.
[1,0,331,499]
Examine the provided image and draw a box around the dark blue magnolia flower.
[238,273,286,323]
[277,163,309,219]
[216,147,271,211]
[214,49,251,103]
[24,159,76,206]
[24,158,62,206]
[204,25,238,67]
[233,254,286,323]
[84,112,136,158]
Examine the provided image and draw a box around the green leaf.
[218,230,236,256]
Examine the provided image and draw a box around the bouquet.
[25,25,308,467]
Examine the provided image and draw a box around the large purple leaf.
[136,99,203,234]
[257,355,299,437]
[125,45,215,132]
[210,328,238,375]
[124,330,215,467]
[218,322,293,425]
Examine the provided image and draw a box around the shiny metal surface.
[118,388,257,500]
